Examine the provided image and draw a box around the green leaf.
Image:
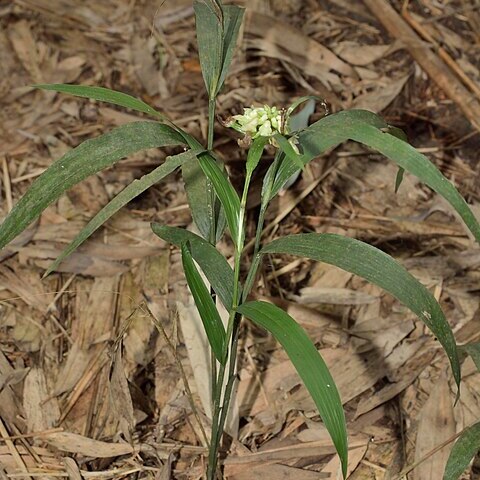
[246,137,268,174]
[443,422,480,480]
[289,110,480,243]
[34,84,166,120]
[351,123,480,242]
[44,150,195,276]
[394,167,405,193]
[274,133,304,171]
[0,122,185,251]
[181,242,226,364]
[182,157,214,241]
[194,0,223,97]
[261,233,461,389]
[288,98,316,132]
[175,130,226,243]
[237,301,348,478]
[194,1,244,98]
[151,224,234,309]
[261,151,284,208]
[458,343,480,372]
[182,155,226,243]
[197,154,241,246]
[217,5,244,94]
[385,126,408,194]
[271,110,385,199]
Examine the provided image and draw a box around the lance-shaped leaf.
[261,233,461,389]
[194,0,222,97]
[197,153,241,246]
[181,242,226,364]
[274,133,304,171]
[276,109,480,242]
[182,155,226,243]
[0,122,185,250]
[246,136,268,175]
[288,98,316,132]
[44,150,195,276]
[217,5,244,94]
[182,158,215,241]
[151,224,234,309]
[383,125,408,193]
[347,122,480,242]
[194,1,244,98]
[443,422,480,480]
[35,84,166,120]
[271,110,386,198]
[237,301,348,479]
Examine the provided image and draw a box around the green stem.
[213,314,241,450]
[242,151,283,302]
[207,95,220,416]
[208,98,216,151]
[207,359,227,480]
[207,171,252,480]
[210,337,217,413]
[206,95,220,474]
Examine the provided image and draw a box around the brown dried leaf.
[414,373,455,480]
[8,21,43,83]
[62,457,82,480]
[334,41,391,66]
[23,367,60,434]
[46,432,134,457]
[109,340,135,441]
[353,74,410,113]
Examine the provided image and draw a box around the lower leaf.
[237,300,348,479]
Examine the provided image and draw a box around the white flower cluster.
[229,105,285,138]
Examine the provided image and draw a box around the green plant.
[1,1,479,478]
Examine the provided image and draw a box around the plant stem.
[208,98,216,151]
[252,150,282,259]
[207,171,252,480]
[242,151,283,302]
[212,314,241,452]
[206,95,219,429]
[210,345,217,414]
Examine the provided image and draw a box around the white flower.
[228,105,287,139]
[258,120,272,137]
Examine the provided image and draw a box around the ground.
[0,0,479,479]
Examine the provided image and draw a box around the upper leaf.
[271,110,385,198]
[274,109,480,243]
[151,224,234,309]
[261,233,461,389]
[246,136,268,175]
[217,5,245,94]
[274,133,304,171]
[0,122,185,251]
[194,0,222,98]
[348,122,480,243]
[181,243,226,364]
[35,84,166,120]
[44,150,195,276]
[194,1,244,98]
[237,301,348,479]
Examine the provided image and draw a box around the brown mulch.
[0,0,479,478]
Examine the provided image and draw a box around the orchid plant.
[1,1,479,478]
